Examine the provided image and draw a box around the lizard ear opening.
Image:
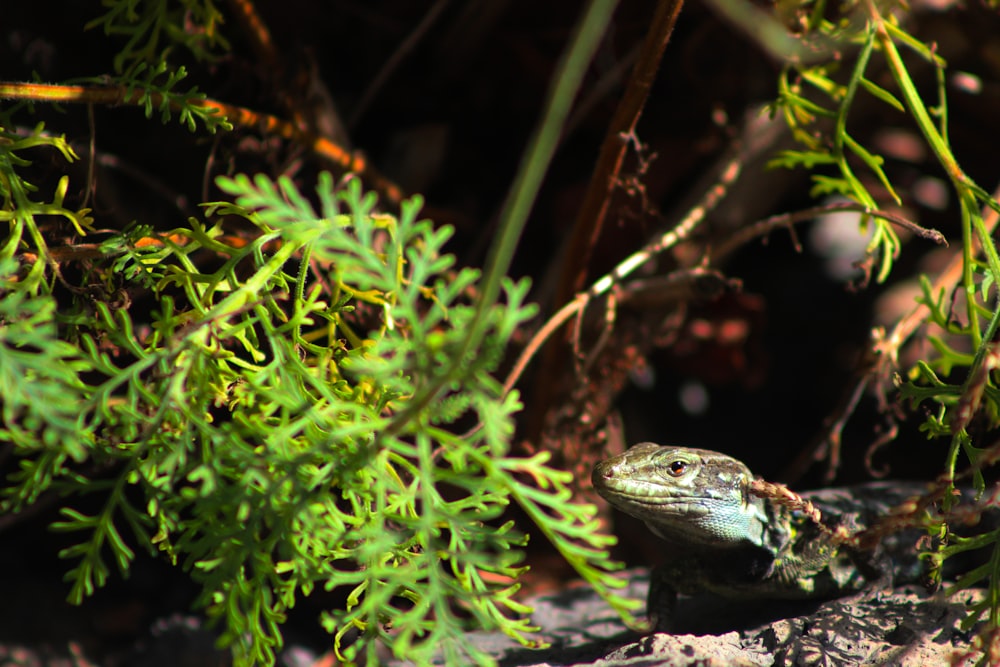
[740,475,754,510]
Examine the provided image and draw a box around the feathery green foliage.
[0,2,636,661]
[86,0,229,75]
[0,166,636,665]
[767,3,1000,465]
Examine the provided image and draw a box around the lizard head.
[592,443,770,550]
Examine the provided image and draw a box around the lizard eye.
[666,460,689,477]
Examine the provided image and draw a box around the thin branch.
[563,41,642,138]
[226,0,349,143]
[784,181,1000,482]
[385,0,623,438]
[226,0,281,71]
[501,165,738,400]
[83,103,96,211]
[712,201,946,262]
[0,81,403,207]
[349,0,451,129]
[512,147,743,442]
[554,0,686,303]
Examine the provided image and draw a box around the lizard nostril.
[592,462,617,486]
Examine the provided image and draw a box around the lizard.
[590,442,980,631]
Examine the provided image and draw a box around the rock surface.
[411,570,986,667]
[1,569,985,666]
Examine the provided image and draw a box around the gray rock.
[406,569,987,667]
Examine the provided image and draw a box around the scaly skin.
[592,443,927,630]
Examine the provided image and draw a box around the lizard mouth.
[592,475,718,515]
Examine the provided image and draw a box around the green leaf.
[858,76,905,112]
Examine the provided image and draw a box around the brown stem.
[712,201,946,263]
[226,0,280,70]
[0,81,404,206]
[524,0,685,443]
[557,0,686,301]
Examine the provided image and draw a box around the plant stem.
[0,80,404,205]
[385,0,622,436]
[865,0,1000,435]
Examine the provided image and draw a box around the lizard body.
[591,443,947,630]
